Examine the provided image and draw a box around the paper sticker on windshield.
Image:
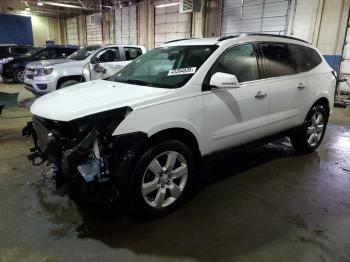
[168,67,197,76]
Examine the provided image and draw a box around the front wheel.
[58,79,79,89]
[129,140,195,216]
[13,68,25,83]
[290,105,328,153]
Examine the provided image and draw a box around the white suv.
[23,34,335,215]
[24,44,146,95]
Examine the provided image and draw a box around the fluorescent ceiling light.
[37,1,44,6]
[155,2,179,8]
[44,2,94,10]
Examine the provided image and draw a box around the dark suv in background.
[1,45,79,82]
[0,44,37,60]
[0,44,38,78]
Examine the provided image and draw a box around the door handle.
[298,83,306,89]
[255,91,267,99]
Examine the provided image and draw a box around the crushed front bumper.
[22,119,106,187]
[22,115,148,199]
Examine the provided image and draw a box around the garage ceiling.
[12,0,139,18]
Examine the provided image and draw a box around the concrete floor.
[1,82,350,262]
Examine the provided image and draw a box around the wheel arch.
[146,128,202,158]
[311,97,330,118]
[112,128,202,191]
[57,75,85,89]
[138,127,202,181]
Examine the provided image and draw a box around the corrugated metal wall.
[86,13,103,45]
[115,5,137,44]
[66,17,79,45]
[154,0,192,46]
[221,0,290,36]
[340,18,350,92]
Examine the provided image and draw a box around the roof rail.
[217,34,240,41]
[218,33,309,44]
[164,38,197,44]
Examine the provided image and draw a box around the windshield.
[21,48,43,57]
[68,45,100,60]
[109,45,218,89]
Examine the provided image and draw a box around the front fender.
[113,96,205,154]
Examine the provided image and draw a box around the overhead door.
[115,5,137,45]
[340,19,350,93]
[66,17,79,45]
[221,0,290,36]
[154,0,191,47]
[86,13,103,45]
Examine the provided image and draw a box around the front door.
[90,47,125,80]
[203,43,269,154]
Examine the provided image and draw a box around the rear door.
[257,42,308,135]
[289,44,324,123]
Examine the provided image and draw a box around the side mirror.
[94,64,107,74]
[209,72,240,89]
[90,56,99,64]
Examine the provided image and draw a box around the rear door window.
[56,48,71,58]
[289,44,322,72]
[123,47,143,60]
[35,49,57,59]
[10,47,29,55]
[258,43,296,78]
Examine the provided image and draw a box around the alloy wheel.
[141,151,188,209]
[17,70,24,82]
[306,111,324,148]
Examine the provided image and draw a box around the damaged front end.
[22,107,138,194]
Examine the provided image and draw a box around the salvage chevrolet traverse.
[23,34,335,215]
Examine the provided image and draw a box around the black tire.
[128,140,196,216]
[58,79,79,89]
[13,68,25,83]
[290,105,328,153]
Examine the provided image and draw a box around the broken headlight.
[74,106,133,138]
[72,107,133,183]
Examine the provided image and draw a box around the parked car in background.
[0,44,38,80]
[24,44,146,95]
[23,34,335,215]
[1,45,79,83]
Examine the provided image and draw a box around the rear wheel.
[129,140,195,216]
[58,79,79,89]
[290,105,328,153]
[13,68,25,83]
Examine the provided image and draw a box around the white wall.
[31,15,62,46]
[288,0,350,55]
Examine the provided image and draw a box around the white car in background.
[24,34,335,216]
[24,44,146,95]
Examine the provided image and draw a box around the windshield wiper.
[125,79,153,87]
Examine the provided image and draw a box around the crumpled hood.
[26,59,75,69]
[30,80,173,121]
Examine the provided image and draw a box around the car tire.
[128,140,195,216]
[290,105,328,153]
[58,80,79,89]
[13,68,25,83]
